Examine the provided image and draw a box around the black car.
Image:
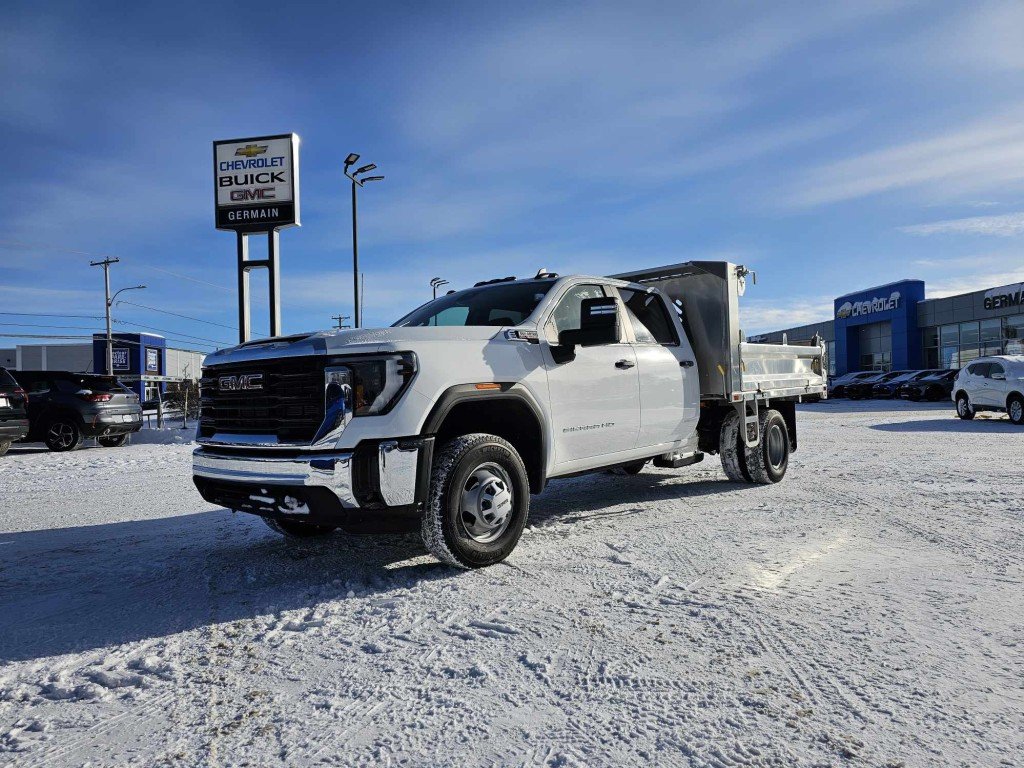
[0,367,30,456]
[846,370,910,399]
[828,371,878,398]
[12,370,144,451]
[871,370,932,398]
[897,369,958,401]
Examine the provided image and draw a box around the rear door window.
[618,288,679,345]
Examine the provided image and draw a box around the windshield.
[394,280,555,327]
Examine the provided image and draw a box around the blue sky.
[3,1,1024,352]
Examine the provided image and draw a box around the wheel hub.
[48,423,73,449]
[766,423,786,470]
[1011,400,1022,421]
[459,463,514,543]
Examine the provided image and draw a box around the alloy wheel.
[48,423,75,450]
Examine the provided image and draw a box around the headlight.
[329,352,417,417]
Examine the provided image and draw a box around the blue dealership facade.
[751,278,1024,377]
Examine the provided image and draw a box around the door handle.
[615,359,636,369]
[680,360,695,368]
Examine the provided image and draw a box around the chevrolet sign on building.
[213,134,300,232]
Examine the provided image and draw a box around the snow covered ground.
[0,401,1021,767]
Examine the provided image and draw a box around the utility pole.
[331,314,351,329]
[90,257,145,376]
[90,257,119,376]
[343,153,384,328]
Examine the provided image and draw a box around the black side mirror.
[558,296,619,350]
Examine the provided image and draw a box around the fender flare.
[420,383,548,492]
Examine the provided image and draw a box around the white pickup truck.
[193,262,826,568]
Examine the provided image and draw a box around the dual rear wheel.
[719,408,790,484]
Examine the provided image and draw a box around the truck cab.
[193,262,826,568]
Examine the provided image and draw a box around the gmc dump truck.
[193,262,826,568]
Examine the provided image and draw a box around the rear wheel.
[262,518,337,538]
[98,433,130,447]
[422,433,530,569]
[45,419,83,452]
[744,410,790,484]
[0,440,10,457]
[1008,395,1024,425]
[719,409,751,482]
[955,394,975,420]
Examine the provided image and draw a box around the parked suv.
[846,370,910,399]
[953,356,1024,424]
[12,371,144,451]
[828,371,876,398]
[897,369,957,401]
[0,367,29,456]
[871,370,932,398]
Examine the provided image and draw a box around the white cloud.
[927,270,1024,298]
[740,297,835,334]
[900,211,1024,237]
[786,114,1024,207]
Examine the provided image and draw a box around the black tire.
[97,433,130,447]
[45,419,83,452]
[744,409,790,485]
[955,393,975,420]
[0,440,10,457]
[719,409,751,483]
[1008,394,1024,426]
[610,460,647,476]
[262,517,337,538]
[422,433,530,569]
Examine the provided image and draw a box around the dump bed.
[612,261,826,403]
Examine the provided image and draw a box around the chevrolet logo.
[219,373,263,391]
[235,144,268,158]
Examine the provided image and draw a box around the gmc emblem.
[219,373,263,391]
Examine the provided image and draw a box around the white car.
[952,355,1024,425]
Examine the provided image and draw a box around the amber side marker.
[475,383,501,390]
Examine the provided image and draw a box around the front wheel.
[956,394,975,420]
[1008,395,1024,425]
[422,433,530,569]
[744,410,790,484]
[98,433,130,447]
[45,420,83,452]
[0,440,10,457]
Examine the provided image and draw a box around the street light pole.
[344,153,384,328]
[430,277,449,300]
[90,257,119,375]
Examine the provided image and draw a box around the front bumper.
[192,436,434,533]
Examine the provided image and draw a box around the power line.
[140,265,233,293]
[111,318,231,346]
[0,322,102,331]
[115,300,239,331]
[0,311,107,320]
[0,332,211,354]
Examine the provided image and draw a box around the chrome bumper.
[192,438,427,511]
[193,448,359,507]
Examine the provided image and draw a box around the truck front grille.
[199,357,325,444]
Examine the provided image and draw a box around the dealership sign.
[112,348,130,371]
[145,348,159,373]
[213,134,300,232]
[836,291,901,320]
[983,282,1024,311]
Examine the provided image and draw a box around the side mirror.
[559,297,619,349]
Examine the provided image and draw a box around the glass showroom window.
[980,318,1003,356]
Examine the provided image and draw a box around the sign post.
[213,133,300,343]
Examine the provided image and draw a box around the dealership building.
[0,333,205,401]
[749,279,1024,377]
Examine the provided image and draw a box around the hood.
[203,326,506,367]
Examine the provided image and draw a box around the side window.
[967,362,987,376]
[987,363,1004,378]
[23,376,51,396]
[545,284,607,341]
[618,288,678,345]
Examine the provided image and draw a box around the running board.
[654,451,704,469]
